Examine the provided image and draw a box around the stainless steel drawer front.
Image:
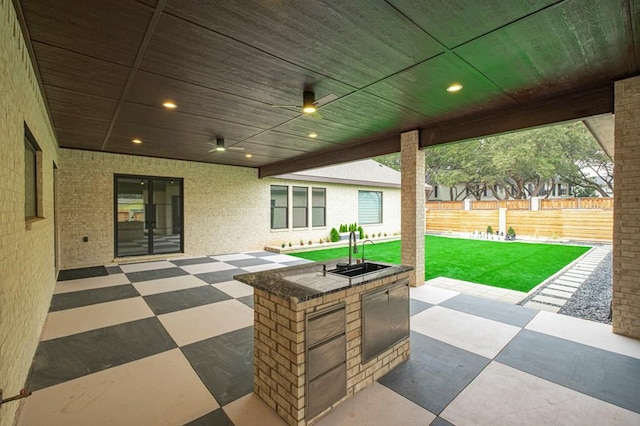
[307,363,347,419]
[308,334,346,380]
[307,307,346,347]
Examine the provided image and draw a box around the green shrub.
[358,226,364,239]
[487,225,493,234]
[330,228,340,242]
[507,226,516,236]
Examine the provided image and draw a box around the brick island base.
[252,271,411,426]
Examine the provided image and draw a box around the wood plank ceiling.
[16,0,639,176]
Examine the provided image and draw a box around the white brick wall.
[0,1,59,424]
[58,149,402,268]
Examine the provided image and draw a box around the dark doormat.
[57,266,108,281]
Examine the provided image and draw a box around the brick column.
[613,76,640,339]
[401,130,425,287]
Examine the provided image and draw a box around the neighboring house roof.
[272,159,432,190]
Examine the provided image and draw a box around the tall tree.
[377,121,614,199]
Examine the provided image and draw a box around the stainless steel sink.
[328,262,391,278]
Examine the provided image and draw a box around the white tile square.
[18,349,219,426]
[133,275,208,296]
[54,274,130,294]
[260,254,304,263]
[315,382,436,426]
[223,393,286,426]
[526,311,640,359]
[242,263,288,273]
[158,299,254,346]
[41,298,154,341]
[212,280,254,298]
[411,306,521,359]
[119,261,177,273]
[179,261,237,275]
[410,283,459,305]
[441,362,640,426]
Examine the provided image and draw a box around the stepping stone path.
[521,245,611,313]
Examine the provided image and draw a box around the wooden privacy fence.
[425,197,613,242]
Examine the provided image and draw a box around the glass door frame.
[113,174,184,257]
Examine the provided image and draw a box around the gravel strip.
[517,245,612,324]
[558,250,612,324]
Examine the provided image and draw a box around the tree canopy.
[375,122,613,199]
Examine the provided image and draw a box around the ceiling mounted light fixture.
[308,132,318,138]
[302,90,317,113]
[245,153,253,158]
[215,137,226,151]
[446,83,463,93]
[162,101,177,109]
[132,138,142,144]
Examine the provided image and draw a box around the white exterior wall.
[58,149,402,269]
[267,178,401,247]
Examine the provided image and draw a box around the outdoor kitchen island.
[234,259,412,426]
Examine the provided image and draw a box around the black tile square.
[125,267,189,283]
[496,329,640,414]
[237,295,254,309]
[57,266,108,281]
[280,259,313,266]
[196,268,244,284]
[170,257,220,267]
[225,258,273,268]
[431,417,455,426]
[185,408,234,426]
[143,285,232,315]
[440,294,537,327]
[27,317,176,391]
[245,251,279,257]
[106,265,123,274]
[49,285,140,312]
[410,299,432,317]
[378,331,490,415]
[181,326,253,406]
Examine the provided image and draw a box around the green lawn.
[290,236,591,292]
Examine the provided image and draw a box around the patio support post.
[612,75,640,339]
[401,130,425,287]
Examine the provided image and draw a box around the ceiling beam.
[259,134,401,178]
[420,83,614,148]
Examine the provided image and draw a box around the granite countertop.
[233,258,413,302]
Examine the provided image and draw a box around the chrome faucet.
[361,239,374,263]
[348,231,358,265]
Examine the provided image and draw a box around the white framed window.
[311,187,326,227]
[292,186,308,228]
[358,190,382,224]
[270,185,288,229]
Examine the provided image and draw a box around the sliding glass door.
[115,175,183,257]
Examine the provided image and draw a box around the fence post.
[531,196,540,211]
[464,199,472,211]
[499,208,507,236]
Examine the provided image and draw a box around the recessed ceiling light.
[446,83,463,93]
[132,138,142,144]
[245,153,253,158]
[308,132,318,138]
[162,101,177,109]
